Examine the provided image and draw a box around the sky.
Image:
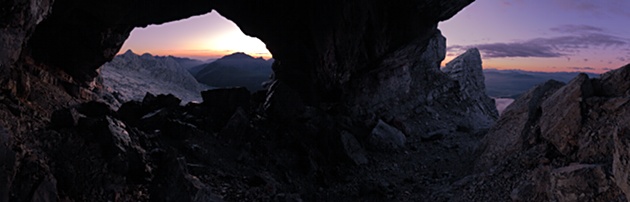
[121,0,630,73]
[439,0,630,73]
[120,11,271,60]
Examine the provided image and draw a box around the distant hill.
[193,52,274,91]
[155,55,206,69]
[99,50,208,104]
[484,69,599,98]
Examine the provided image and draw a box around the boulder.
[539,73,594,155]
[202,87,250,114]
[141,93,182,112]
[51,108,81,128]
[548,164,621,202]
[117,100,144,126]
[475,80,565,171]
[219,107,250,137]
[340,131,368,165]
[151,155,222,202]
[75,101,114,118]
[367,120,406,151]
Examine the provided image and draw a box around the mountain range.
[191,52,274,91]
[483,68,599,98]
[98,50,208,104]
[100,50,600,108]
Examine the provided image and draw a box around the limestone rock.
[347,31,498,140]
[539,73,593,155]
[443,48,499,128]
[548,164,619,202]
[475,80,565,171]
[599,64,630,97]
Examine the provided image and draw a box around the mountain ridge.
[99,50,208,105]
[193,52,274,91]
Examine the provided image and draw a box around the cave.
[3,0,629,201]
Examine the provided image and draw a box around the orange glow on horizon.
[441,55,615,74]
[117,48,273,61]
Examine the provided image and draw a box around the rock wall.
[345,34,498,137]
[443,48,499,128]
[214,0,474,102]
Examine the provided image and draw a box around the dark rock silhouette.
[193,52,273,91]
[3,0,630,201]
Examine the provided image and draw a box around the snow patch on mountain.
[99,50,208,105]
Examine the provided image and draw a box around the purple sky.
[121,0,630,72]
[439,0,630,72]
[120,12,270,60]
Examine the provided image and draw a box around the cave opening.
[98,11,275,105]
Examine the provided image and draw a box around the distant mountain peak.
[221,52,255,60]
[458,48,481,61]
[140,53,154,58]
[123,49,136,56]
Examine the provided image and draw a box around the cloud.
[554,0,630,18]
[553,0,600,12]
[500,0,524,7]
[568,66,595,70]
[475,43,564,58]
[448,29,629,59]
[550,25,604,33]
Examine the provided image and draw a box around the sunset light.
[119,11,271,60]
[120,1,630,73]
[439,0,630,73]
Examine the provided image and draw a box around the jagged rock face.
[346,40,498,136]
[455,65,630,201]
[443,48,499,128]
[0,0,53,68]
[475,80,565,171]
